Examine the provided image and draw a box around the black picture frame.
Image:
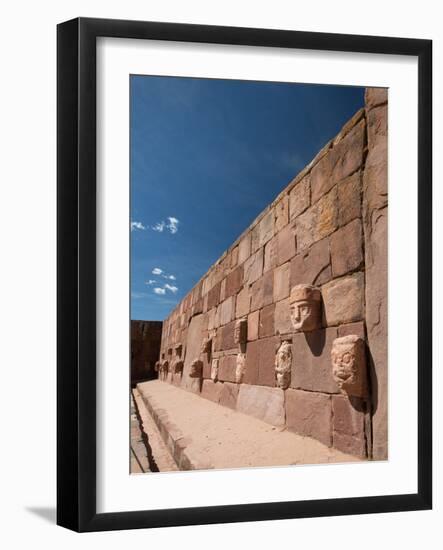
[57,17,432,532]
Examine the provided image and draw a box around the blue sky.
[130,76,364,321]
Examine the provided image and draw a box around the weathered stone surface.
[275,340,292,389]
[333,108,365,146]
[244,336,278,386]
[250,223,260,254]
[285,389,332,446]
[237,384,285,426]
[363,105,387,213]
[338,321,365,340]
[290,237,331,287]
[201,379,224,403]
[289,175,310,220]
[207,307,217,331]
[338,171,362,227]
[274,195,289,232]
[332,394,367,457]
[259,304,275,338]
[219,381,239,409]
[219,320,236,350]
[322,272,364,325]
[277,224,296,265]
[230,245,239,268]
[332,335,367,398]
[218,354,237,383]
[330,219,363,277]
[274,298,292,335]
[219,279,226,302]
[219,296,234,326]
[244,248,263,285]
[225,265,243,298]
[296,187,338,251]
[207,282,221,310]
[238,232,251,264]
[264,235,278,272]
[291,328,339,393]
[250,277,263,312]
[258,210,275,248]
[273,262,290,302]
[182,314,205,390]
[310,120,365,204]
[250,272,273,312]
[248,310,260,341]
[365,87,388,110]
[367,104,387,150]
[235,286,250,318]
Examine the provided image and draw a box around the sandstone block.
[244,336,278,386]
[365,87,388,110]
[296,187,338,251]
[259,304,275,339]
[218,355,237,383]
[332,432,367,458]
[236,384,285,426]
[244,248,263,285]
[248,310,260,341]
[250,223,260,253]
[235,286,250,318]
[289,175,310,220]
[201,379,224,403]
[258,210,275,248]
[290,236,331,287]
[225,265,243,298]
[338,171,362,227]
[285,389,332,446]
[207,282,221,310]
[332,394,367,457]
[277,224,296,265]
[230,245,239,268]
[330,219,363,277]
[244,339,260,385]
[274,195,289,232]
[367,104,387,150]
[264,235,278,272]
[220,321,236,350]
[219,382,239,409]
[338,321,365,340]
[274,298,292,335]
[219,296,234,326]
[250,277,263,312]
[291,328,339,393]
[238,233,251,264]
[322,272,364,325]
[273,262,290,302]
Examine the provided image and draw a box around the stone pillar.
[363,88,388,460]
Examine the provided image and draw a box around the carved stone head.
[211,359,219,382]
[235,353,246,384]
[201,337,212,355]
[331,335,367,397]
[289,284,322,332]
[234,318,248,345]
[189,359,203,378]
[175,343,183,357]
[173,360,184,375]
[275,340,292,389]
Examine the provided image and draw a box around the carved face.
[275,341,292,389]
[289,285,321,332]
[234,319,248,345]
[235,353,246,384]
[201,337,212,355]
[189,359,203,378]
[174,360,184,374]
[211,359,219,382]
[331,335,366,397]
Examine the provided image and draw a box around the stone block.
[219,382,239,409]
[291,328,339,393]
[218,355,237,383]
[322,272,364,326]
[220,320,236,350]
[244,248,263,285]
[235,286,251,318]
[285,389,332,447]
[219,296,234,326]
[289,175,310,220]
[244,336,278,386]
[230,245,239,268]
[296,187,338,251]
[332,432,367,458]
[338,321,366,340]
[244,339,260,385]
[273,262,290,302]
[220,278,226,302]
[225,264,243,298]
[250,277,263,312]
[262,270,274,306]
[238,232,251,264]
[201,379,224,403]
[274,195,289,232]
[290,237,331,287]
[237,384,285,426]
[367,104,387,150]
[259,304,275,339]
[338,171,362,227]
[330,219,363,277]
[264,235,278,272]
[207,282,221,310]
[365,87,388,110]
[274,298,292,335]
[277,224,296,265]
[258,210,275,248]
[332,394,367,457]
[248,310,260,341]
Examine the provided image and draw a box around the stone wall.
[131,320,163,385]
[158,88,388,459]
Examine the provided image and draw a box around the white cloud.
[167,274,176,280]
[145,279,157,285]
[164,284,178,293]
[153,287,166,295]
[152,221,165,232]
[166,216,179,234]
[152,268,163,275]
[131,221,146,231]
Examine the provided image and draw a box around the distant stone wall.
[131,320,163,385]
[159,88,388,459]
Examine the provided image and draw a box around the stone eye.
[342,352,352,364]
